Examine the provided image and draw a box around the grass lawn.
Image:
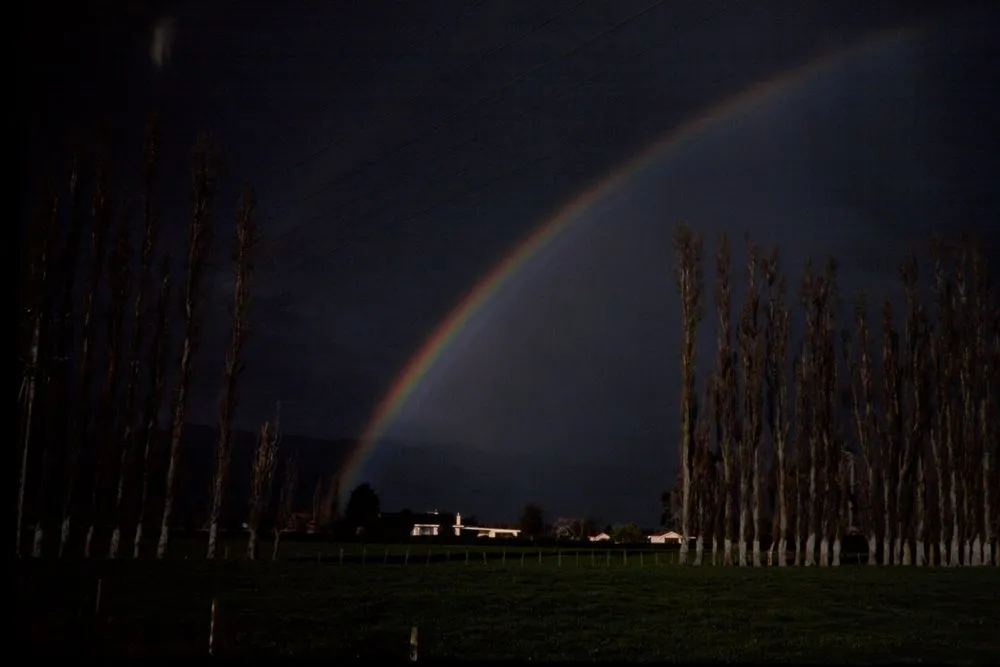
[16,557,999,662]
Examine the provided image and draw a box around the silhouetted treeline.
[671,223,998,566]
[15,117,302,560]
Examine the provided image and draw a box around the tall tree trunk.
[915,447,926,566]
[18,195,60,557]
[673,223,704,566]
[751,445,761,567]
[207,189,258,559]
[833,451,846,567]
[18,321,41,557]
[897,253,925,567]
[811,260,839,567]
[955,248,974,566]
[110,118,160,558]
[947,405,960,566]
[881,299,903,566]
[710,234,736,568]
[929,243,953,566]
[793,348,809,567]
[845,302,880,565]
[60,166,113,557]
[737,244,763,567]
[133,260,172,558]
[86,210,133,558]
[158,138,216,559]
[986,307,999,566]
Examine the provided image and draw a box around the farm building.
[648,531,683,544]
[409,511,521,539]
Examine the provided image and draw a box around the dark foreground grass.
[16,559,999,662]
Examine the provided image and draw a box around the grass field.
[16,550,999,662]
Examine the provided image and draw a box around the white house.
[410,512,521,539]
[589,532,611,542]
[648,531,682,544]
[411,522,445,537]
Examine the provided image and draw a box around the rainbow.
[341,22,923,491]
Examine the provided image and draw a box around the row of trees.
[671,223,998,566]
[16,117,297,560]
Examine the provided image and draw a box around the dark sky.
[20,0,1000,526]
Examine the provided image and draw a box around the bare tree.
[737,243,765,568]
[845,296,879,565]
[955,247,975,565]
[797,262,820,566]
[792,345,809,567]
[18,193,60,557]
[272,450,299,561]
[133,257,173,557]
[110,116,161,558]
[712,232,738,565]
[927,240,954,566]
[880,299,903,565]
[970,247,993,566]
[207,188,258,559]
[60,160,113,557]
[32,159,87,560]
[898,252,925,565]
[989,304,1000,566]
[85,207,133,557]
[927,315,946,566]
[247,421,279,560]
[673,222,704,565]
[158,137,217,558]
[692,389,712,565]
[809,260,839,567]
[763,249,790,566]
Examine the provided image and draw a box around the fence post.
[624,550,628,567]
[558,551,562,567]
[641,551,644,567]
[95,578,103,615]
[426,549,431,565]
[521,551,525,567]
[502,549,506,566]
[606,550,610,567]
[576,552,579,567]
[224,546,229,560]
[465,550,469,565]
[209,598,219,656]
[362,547,367,566]
[538,550,542,565]
[483,551,487,565]
[410,626,418,662]
[339,547,344,565]
[655,552,659,566]
[404,549,410,566]
[591,550,595,567]
[384,549,389,565]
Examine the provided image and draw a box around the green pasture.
[16,555,998,662]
